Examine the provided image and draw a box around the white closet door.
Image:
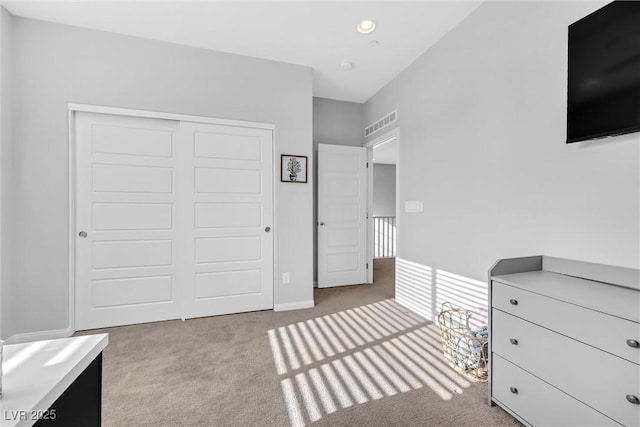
[75,112,181,330]
[180,121,274,318]
[75,112,274,330]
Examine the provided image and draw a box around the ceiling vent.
[364,109,397,138]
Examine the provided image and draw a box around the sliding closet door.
[75,111,274,330]
[179,122,274,319]
[75,112,182,330]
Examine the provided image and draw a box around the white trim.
[365,146,374,284]
[4,327,74,345]
[372,135,397,149]
[67,103,275,130]
[68,110,76,333]
[274,300,315,312]
[364,127,400,150]
[272,127,278,310]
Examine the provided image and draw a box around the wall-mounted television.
[567,1,640,143]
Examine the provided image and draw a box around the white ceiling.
[2,0,483,103]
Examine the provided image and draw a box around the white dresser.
[488,256,640,427]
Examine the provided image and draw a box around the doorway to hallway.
[366,129,399,284]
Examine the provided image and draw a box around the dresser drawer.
[492,309,640,426]
[492,354,619,426]
[491,271,640,323]
[492,281,640,365]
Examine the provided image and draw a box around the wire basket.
[437,302,488,381]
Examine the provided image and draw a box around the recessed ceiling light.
[357,20,376,34]
[340,60,354,70]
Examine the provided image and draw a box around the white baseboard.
[274,300,315,312]
[4,327,74,344]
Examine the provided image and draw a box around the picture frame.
[280,154,308,183]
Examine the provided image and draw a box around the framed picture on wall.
[281,154,308,183]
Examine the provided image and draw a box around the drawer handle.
[509,338,518,345]
[627,395,640,404]
[626,339,640,348]
[510,387,518,394]
[509,299,518,305]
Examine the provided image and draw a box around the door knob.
[265,227,271,232]
[78,231,88,238]
[510,338,518,345]
[509,299,518,305]
[319,222,326,226]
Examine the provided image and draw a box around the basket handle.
[441,302,456,312]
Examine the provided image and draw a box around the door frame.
[363,127,400,284]
[67,103,275,332]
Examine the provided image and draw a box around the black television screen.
[567,1,640,143]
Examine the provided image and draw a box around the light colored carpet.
[77,258,520,427]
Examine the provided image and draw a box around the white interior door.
[75,111,274,330]
[75,112,182,330]
[180,121,274,318]
[317,144,368,288]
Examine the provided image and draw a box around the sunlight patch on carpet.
[268,298,472,427]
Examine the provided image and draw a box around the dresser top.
[493,270,640,323]
[0,334,108,427]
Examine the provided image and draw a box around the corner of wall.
[0,6,15,340]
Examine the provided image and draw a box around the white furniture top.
[542,256,639,290]
[0,334,108,427]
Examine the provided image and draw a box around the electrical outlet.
[282,272,290,284]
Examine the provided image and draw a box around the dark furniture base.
[34,352,102,427]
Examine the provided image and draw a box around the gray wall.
[313,97,365,148]
[1,7,14,338]
[364,1,639,322]
[373,164,396,217]
[312,97,364,281]
[6,15,314,337]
